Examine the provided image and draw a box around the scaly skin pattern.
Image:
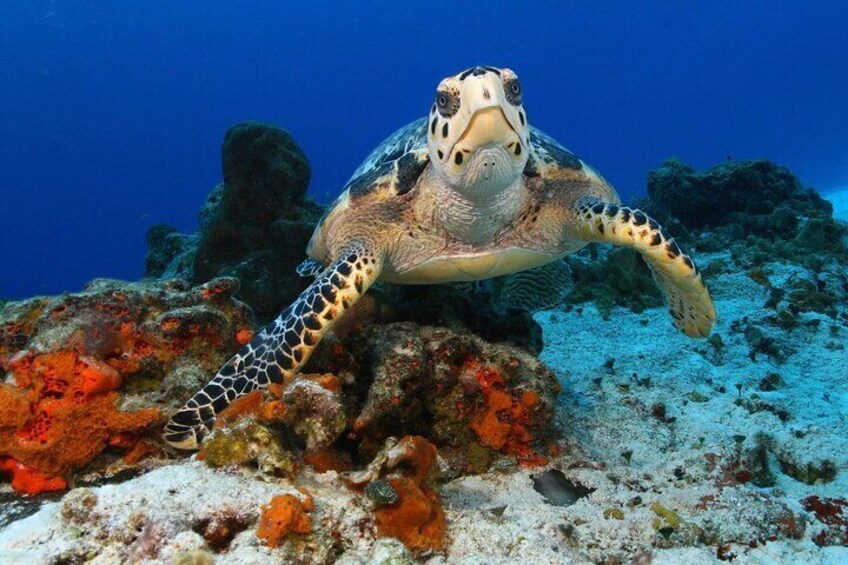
[163,242,382,449]
[573,198,716,337]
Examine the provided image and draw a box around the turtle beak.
[457,106,517,149]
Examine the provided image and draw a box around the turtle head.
[426,66,529,195]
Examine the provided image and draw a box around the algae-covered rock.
[282,378,347,452]
[0,278,253,493]
[200,419,297,477]
[562,245,663,319]
[643,158,833,232]
[316,322,560,474]
[145,122,323,321]
[776,453,837,485]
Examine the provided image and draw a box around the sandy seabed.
[825,189,848,222]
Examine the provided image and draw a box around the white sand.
[824,187,848,222]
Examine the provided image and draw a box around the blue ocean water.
[1,1,846,299]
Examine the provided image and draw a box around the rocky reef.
[0,278,253,494]
[0,272,561,559]
[641,158,848,267]
[199,323,560,478]
[146,122,323,321]
[564,158,848,323]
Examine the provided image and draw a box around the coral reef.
[146,122,323,320]
[562,158,848,319]
[0,277,253,493]
[2,142,847,564]
[313,322,560,474]
[198,321,560,479]
[641,158,848,268]
[183,321,558,556]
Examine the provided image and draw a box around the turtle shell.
[343,117,430,201]
[310,119,605,262]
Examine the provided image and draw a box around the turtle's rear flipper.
[163,243,383,450]
[573,199,716,338]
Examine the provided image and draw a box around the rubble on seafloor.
[1,141,847,563]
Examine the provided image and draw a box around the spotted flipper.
[163,243,383,449]
[574,199,716,338]
[296,257,324,278]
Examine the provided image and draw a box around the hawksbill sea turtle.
[164,66,716,449]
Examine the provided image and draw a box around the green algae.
[200,420,296,477]
[650,501,682,531]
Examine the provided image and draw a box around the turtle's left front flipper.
[572,199,716,338]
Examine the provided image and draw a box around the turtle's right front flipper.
[163,242,383,450]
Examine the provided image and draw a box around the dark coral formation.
[0,278,253,493]
[389,284,545,354]
[563,158,848,321]
[644,158,833,231]
[641,158,848,267]
[146,122,323,320]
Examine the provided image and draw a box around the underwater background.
[2,3,848,564]
[2,0,847,299]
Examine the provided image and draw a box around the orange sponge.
[256,494,314,547]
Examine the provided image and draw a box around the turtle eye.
[435,90,459,118]
[504,78,522,106]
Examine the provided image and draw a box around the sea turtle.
[164,66,716,449]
